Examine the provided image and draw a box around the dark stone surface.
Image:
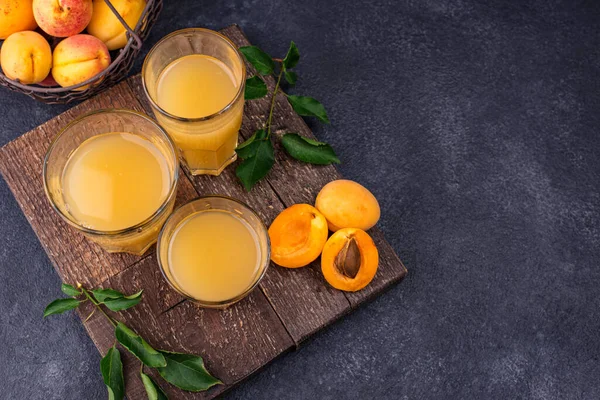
[1,0,599,398]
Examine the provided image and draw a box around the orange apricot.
[315,179,380,232]
[321,228,379,291]
[269,204,329,268]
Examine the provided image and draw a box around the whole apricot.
[52,34,111,90]
[0,0,37,39]
[269,204,329,268]
[321,228,379,292]
[87,0,146,50]
[315,179,380,232]
[0,31,52,84]
[33,0,92,37]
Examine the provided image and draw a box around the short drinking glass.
[43,109,180,255]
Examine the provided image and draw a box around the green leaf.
[239,46,275,75]
[43,298,82,317]
[100,346,124,400]
[284,70,298,86]
[91,288,124,303]
[115,322,166,368]
[157,351,222,392]
[141,372,168,400]
[283,41,300,70]
[124,290,143,299]
[236,129,267,159]
[104,290,143,312]
[244,76,268,100]
[235,138,274,191]
[91,288,143,311]
[61,283,81,297]
[286,95,330,124]
[281,133,340,165]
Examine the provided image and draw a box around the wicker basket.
[0,0,163,104]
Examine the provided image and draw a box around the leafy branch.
[236,41,340,191]
[44,283,221,399]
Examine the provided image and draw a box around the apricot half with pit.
[315,179,380,232]
[321,228,379,291]
[268,204,329,268]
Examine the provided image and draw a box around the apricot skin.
[87,0,146,50]
[0,0,37,40]
[0,31,52,84]
[321,228,379,292]
[52,34,111,90]
[268,204,328,268]
[315,179,380,232]
[33,0,92,37]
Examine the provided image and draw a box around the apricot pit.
[268,204,329,268]
[321,228,379,291]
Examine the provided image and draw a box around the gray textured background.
[1,0,599,399]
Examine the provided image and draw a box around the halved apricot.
[315,179,380,232]
[269,204,329,268]
[321,228,379,291]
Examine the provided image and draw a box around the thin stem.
[266,66,284,138]
[82,288,99,305]
[84,308,97,323]
[272,57,283,62]
[82,288,117,328]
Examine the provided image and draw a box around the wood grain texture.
[156,291,293,398]
[0,24,407,400]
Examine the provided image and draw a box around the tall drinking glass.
[142,28,246,176]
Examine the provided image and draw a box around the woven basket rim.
[0,0,157,93]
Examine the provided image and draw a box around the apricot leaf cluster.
[237,41,340,191]
[44,283,221,399]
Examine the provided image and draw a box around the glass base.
[102,239,158,256]
[85,196,177,256]
[184,152,238,176]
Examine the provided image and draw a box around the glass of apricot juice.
[157,196,270,308]
[43,109,180,255]
[142,28,246,176]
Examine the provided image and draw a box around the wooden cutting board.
[0,25,407,399]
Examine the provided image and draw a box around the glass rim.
[42,108,180,237]
[156,195,271,308]
[141,27,247,123]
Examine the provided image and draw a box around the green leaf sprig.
[44,283,222,399]
[237,41,340,190]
